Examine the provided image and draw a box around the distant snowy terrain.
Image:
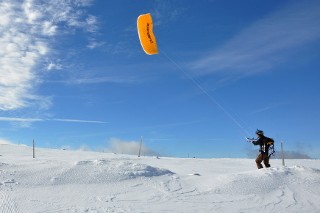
[1,143,319,212]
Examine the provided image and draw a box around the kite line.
[160,50,251,137]
[136,12,251,137]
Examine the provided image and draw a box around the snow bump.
[52,159,174,185]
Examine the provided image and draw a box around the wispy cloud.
[151,1,186,26]
[0,0,97,111]
[0,117,42,122]
[190,1,320,76]
[51,118,107,124]
[67,76,138,85]
[45,75,140,85]
[0,116,107,125]
[87,40,106,50]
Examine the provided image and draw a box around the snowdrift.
[1,143,319,212]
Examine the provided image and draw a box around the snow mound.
[52,159,174,185]
[218,166,320,195]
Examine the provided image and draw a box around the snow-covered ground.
[1,142,319,213]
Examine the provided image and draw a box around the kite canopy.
[137,13,158,55]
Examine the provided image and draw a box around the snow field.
[1,143,320,212]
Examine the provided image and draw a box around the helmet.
[255,129,264,136]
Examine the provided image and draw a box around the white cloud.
[87,40,106,49]
[0,0,97,111]
[0,3,11,26]
[47,62,62,71]
[42,21,57,36]
[23,0,41,24]
[75,0,94,7]
[190,1,320,76]
[86,15,98,33]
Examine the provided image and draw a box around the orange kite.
[137,13,158,55]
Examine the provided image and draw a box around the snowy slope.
[1,143,320,213]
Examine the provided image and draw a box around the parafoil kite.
[137,13,158,55]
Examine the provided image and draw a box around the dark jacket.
[252,135,270,154]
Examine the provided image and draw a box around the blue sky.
[1,0,320,158]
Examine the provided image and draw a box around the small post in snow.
[138,136,143,157]
[33,139,35,159]
[281,141,285,166]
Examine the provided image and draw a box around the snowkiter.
[250,129,273,169]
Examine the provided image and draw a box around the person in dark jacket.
[250,129,272,169]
